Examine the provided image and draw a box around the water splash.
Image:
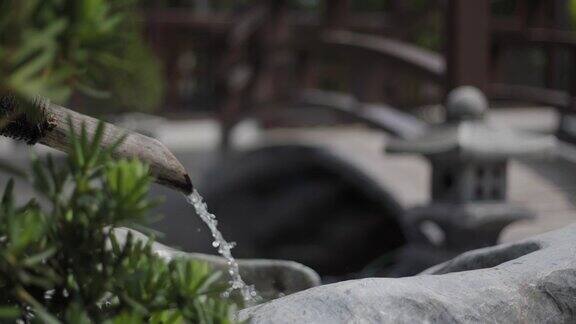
[186,189,258,302]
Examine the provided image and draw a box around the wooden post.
[544,0,566,89]
[557,50,576,144]
[251,0,291,104]
[323,0,350,29]
[446,0,490,93]
[216,5,266,150]
[350,54,387,103]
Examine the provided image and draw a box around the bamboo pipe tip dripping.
[0,94,193,194]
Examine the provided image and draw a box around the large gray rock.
[113,228,321,301]
[240,224,576,323]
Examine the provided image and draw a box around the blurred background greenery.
[0,0,164,114]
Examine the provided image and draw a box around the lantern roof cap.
[387,87,556,159]
[387,121,556,159]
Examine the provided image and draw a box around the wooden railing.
[143,0,576,145]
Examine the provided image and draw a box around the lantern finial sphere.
[446,86,488,121]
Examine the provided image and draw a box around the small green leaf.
[22,247,56,266]
[0,306,21,319]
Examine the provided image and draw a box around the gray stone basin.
[113,228,321,301]
[240,224,576,323]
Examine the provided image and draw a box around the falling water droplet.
[186,189,259,303]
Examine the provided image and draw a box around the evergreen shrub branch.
[0,0,163,113]
[0,121,237,323]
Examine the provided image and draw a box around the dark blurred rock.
[200,144,406,276]
[239,224,576,323]
[382,243,456,277]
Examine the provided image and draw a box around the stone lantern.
[386,86,556,255]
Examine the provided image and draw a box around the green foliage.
[570,0,576,28]
[0,122,236,323]
[0,0,164,112]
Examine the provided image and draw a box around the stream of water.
[186,189,258,302]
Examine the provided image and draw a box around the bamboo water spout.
[0,95,192,194]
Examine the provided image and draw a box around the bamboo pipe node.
[0,95,55,145]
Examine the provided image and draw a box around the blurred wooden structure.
[143,0,576,145]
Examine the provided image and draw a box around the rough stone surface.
[239,224,576,323]
[113,228,320,301]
